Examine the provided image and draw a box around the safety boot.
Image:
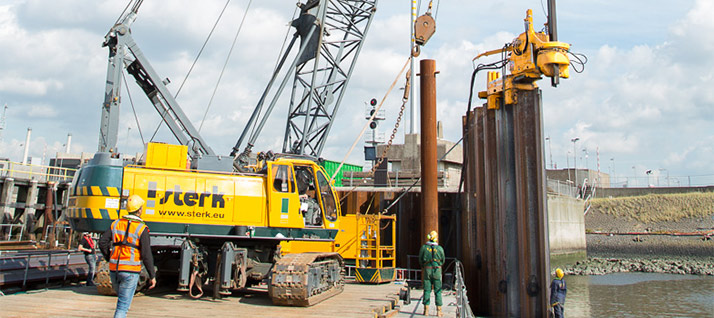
[423,305,429,316]
[436,306,443,317]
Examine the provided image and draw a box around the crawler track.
[94,260,150,296]
[95,260,116,296]
[268,252,344,306]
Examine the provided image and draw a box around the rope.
[109,0,133,35]
[122,72,145,146]
[147,104,170,143]
[174,0,232,99]
[434,0,441,21]
[381,134,465,213]
[382,50,511,212]
[329,56,412,183]
[188,268,204,298]
[274,6,299,74]
[199,0,253,132]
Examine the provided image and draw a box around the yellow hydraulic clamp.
[475,9,571,109]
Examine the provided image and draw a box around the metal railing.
[0,161,77,182]
[0,250,84,291]
[344,264,356,279]
[454,260,475,318]
[342,170,451,188]
[0,224,24,241]
[42,224,73,247]
[546,179,578,197]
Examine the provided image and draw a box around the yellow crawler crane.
[69,143,345,305]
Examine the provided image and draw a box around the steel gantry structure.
[232,0,378,163]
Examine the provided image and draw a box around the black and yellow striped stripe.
[73,186,120,197]
[355,268,396,283]
[67,207,121,219]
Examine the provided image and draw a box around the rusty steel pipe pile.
[419,59,439,240]
[462,89,550,317]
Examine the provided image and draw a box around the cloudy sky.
[0,0,711,187]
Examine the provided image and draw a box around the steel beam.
[464,87,551,316]
[419,59,438,240]
[482,106,505,316]
[513,89,550,316]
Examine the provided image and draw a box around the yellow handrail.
[0,160,77,182]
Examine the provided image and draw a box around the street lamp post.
[571,137,579,186]
[610,157,617,188]
[582,148,589,171]
[566,150,571,183]
[545,136,553,169]
[646,169,653,187]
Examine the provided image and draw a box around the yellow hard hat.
[126,195,145,213]
[555,268,564,279]
[427,230,438,242]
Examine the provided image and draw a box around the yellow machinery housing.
[475,9,571,109]
[69,143,348,304]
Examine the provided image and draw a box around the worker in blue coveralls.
[550,268,567,318]
[419,230,445,317]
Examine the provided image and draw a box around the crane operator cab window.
[315,170,338,223]
[271,165,294,193]
[295,166,322,227]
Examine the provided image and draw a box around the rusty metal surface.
[496,103,521,316]
[268,252,345,306]
[482,105,506,316]
[419,59,439,240]
[461,89,550,316]
[462,107,492,316]
[513,89,550,316]
[414,14,436,46]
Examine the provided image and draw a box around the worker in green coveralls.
[419,230,445,317]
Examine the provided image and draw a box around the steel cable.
[330,56,412,184]
[199,0,253,132]
[174,0,233,99]
[122,72,145,146]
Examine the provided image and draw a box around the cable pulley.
[413,1,436,57]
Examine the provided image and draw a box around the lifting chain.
[367,69,411,178]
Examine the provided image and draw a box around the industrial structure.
[0,0,592,316]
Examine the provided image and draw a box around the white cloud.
[0,0,712,183]
[0,77,62,96]
[26,103,58,117]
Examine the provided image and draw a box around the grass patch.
[591,192,714,223]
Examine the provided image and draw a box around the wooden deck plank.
[0,281,402,318]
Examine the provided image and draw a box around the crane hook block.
[414,14,436,46]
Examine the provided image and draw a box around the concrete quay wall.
[548,194,586,256]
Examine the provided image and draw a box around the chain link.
[368,96,408,178]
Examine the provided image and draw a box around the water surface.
[565,273,714,317]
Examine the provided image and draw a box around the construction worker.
[419,230,445,317]
[99,194,156,318]
[550,268,567,318]
[78,232,97,286]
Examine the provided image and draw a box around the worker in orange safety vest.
[99,194,156,318]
